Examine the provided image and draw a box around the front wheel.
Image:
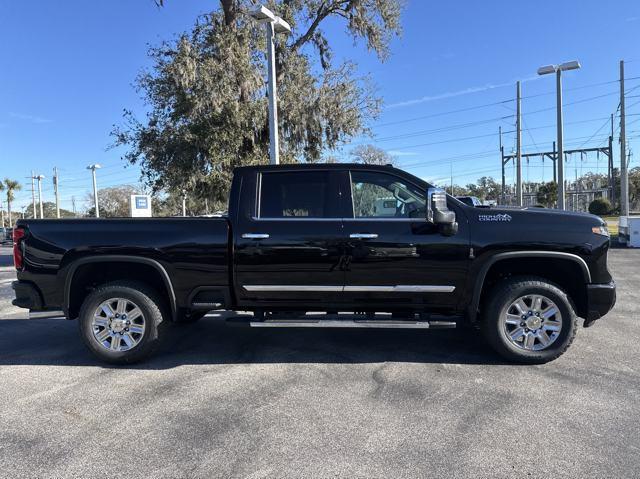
[78,281,166,364]
[482,276,577,364]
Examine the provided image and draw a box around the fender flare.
[467,251,591,321]
[63,255,177,319]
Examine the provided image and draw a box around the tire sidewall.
[79,284,162,364]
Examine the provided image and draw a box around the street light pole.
[556,68,565,210]
[266,21,279,165]
[249,5,291,166]
[87,164,101,218]
[538,60,581,210]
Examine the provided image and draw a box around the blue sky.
[1,0,640,211]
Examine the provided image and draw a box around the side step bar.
[247,319,456,329]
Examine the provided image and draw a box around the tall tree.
[350,144,396,165]
[536,181,558,208]
[3,179,22,228]
[113,0,404,205]
[466,176,501,201]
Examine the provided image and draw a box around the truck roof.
[234,162,397,172]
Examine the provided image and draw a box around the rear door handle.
[242,233,270,239]
[349,233,378,239]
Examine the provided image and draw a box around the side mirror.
[426,187,458,235]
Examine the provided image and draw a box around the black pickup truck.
[11,163,616,364]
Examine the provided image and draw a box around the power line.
[351,114,515,145]
[373,99,514,128]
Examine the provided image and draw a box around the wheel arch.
[63,256,177,321]
[468,251,591,322]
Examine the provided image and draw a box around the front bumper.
[11,280,43,310]
[584,281,616,327]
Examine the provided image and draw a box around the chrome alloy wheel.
[503,294,563,351]
[91,298,146,352]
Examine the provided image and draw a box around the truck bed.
[15,217,231,316]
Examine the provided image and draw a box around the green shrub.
[588,198,612,216]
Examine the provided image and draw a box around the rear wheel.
[482,276,577,364]
[78,281,166,364]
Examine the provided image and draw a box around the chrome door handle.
[349,233,378,239]
[242,233,270,239]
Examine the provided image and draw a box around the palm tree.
[3,179,22,228]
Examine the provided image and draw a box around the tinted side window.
[259,171,334,218]
[350,170,426,219]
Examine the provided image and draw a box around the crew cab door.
[341,169,469,310]
[233,169,345,306]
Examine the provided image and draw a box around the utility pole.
[450,159,453,194]
[31,171,37,219]
[620,60,629,216]
[36,174,45,219]
[72,196,76,216]
[516,81,523,206]
[499,127,505,205]
[87,164,101,218]
[609,114,615,204]
[550,141,557,184]
[53,167,60,219]
[182,190,187,217]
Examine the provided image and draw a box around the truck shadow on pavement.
[0,315,510,368]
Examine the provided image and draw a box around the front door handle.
[349,233,378,239]
[242,233,270,239]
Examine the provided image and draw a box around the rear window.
[259,171,334,218]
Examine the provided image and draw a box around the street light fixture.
[249,5,291,165]
[538,60,581,210]
[87,164,101,218]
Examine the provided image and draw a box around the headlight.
[592,225,610,237]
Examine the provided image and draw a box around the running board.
[28,310,65,320]
[247,319,456,329]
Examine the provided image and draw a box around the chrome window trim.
[243,285,455,293]
[249,216,426,222]
[251,216,342,221]
[343,217,428,222]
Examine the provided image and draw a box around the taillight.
[13,227,25,270]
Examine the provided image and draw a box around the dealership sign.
[130,195,152,217]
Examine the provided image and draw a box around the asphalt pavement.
[0,245,638,478]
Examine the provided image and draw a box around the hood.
[466,205,608,251]
[471,206,604,227]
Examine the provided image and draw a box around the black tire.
[78,281,167,364]
[481,276,577,364]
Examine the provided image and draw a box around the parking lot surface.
[0,246,638,478]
